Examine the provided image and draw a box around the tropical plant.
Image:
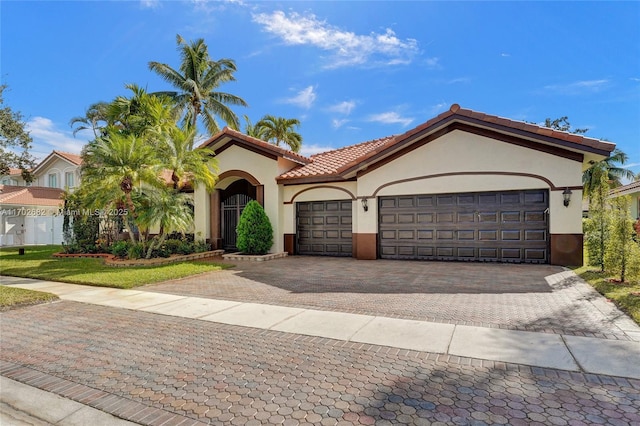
[136,189,193,258]
[81,132,163,244]
[236,200,273,255]
[149,34,247,135]
[0,84,35,180]
[159,125,218,191]
[583,148,635,197]
[584,170,611,271]
[604,195,640,283]
[255,115,303,152]
[69,101,109,138]
[242,114,264,139]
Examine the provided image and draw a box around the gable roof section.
[277,136,394,183]
[278,104,616,184]
[32,150,83,175]
[199,127,310,165]
[610,180,640,197]
[0,185,64,207]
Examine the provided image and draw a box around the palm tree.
[69,101,109,138]
[159,125,218,191]
[255,115,303,152]
[81,133,162,244]
[583,148,635,197]
[242,115,264,139]
[148,34,248,135]
[137,188,193,258]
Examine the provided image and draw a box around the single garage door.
[297,200,352,256]
[379,189,549,263]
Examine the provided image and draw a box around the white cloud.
[252,11,419,68]
[332,118,349,129]
[328,100,356,115]
[425,57,441,69]
[544,79,610,94]
[367,112,414,127]
[27,117,87,160]
[446,77,470,85]
[140,0,160,9]
[300,144,334,157]
[283,86,317,109]
[501,53,510,57]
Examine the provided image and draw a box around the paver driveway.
[1,257,639,425]
[146,257,633,340]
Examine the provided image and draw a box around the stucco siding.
[358,130,583,235]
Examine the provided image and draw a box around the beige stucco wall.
[194,145,284,252]
[281,183,358,234]
[35,157,80,190]
[358,130,584,235]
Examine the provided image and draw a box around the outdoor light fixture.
[563,188,572,207]
[361,198,368,212]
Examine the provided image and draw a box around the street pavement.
[1,262,639,425]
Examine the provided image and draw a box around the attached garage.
[378,190,549,263]
[197,104,617,266]
[296,200,352,256]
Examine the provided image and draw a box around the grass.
[572,264,640,325]
[0,245,231,289]
[0,286,58,310]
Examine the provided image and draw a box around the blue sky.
[2,1,639,177]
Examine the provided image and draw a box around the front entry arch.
[209,175,264,251]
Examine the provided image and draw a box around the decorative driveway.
[146,257,634,340]
[1,258,639,425]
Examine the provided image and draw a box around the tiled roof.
[278,136,394,181]
[54,151,83,165]
[7,168,23,176]
[0,185,65,207]
[278,104,616,183]
[610,180,640,196]
[199,127,311,165]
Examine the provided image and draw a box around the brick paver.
[2,301,639,425]
[145,257,631,339]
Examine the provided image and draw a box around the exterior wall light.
[563,188,572,207]
[361,198,368,212]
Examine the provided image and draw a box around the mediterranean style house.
[611,181,640,219]
[0,151,81,245]
[194,104,615,266]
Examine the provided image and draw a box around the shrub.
[128,243,145,260]
[164,239,183,255]
[236,200,273,255]
[193,240,211,253]
[110,240,130,259]
[604,196,640,282]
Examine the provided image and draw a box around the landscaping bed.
[0,245,231,289]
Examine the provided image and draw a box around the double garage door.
[296,200,352,256]
[296,190,549,263]
[379,189,549,263]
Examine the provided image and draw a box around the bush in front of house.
[236,200,273,255]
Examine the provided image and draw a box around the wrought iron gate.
[222,193,252,251]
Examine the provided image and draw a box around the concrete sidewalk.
[0,376,137,426]
[3,276,639,380]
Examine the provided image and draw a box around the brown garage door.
[297,200,353,256]
[379,190,549,263]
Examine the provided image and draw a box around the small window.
[48,173,57,188]
[65,172,74,188]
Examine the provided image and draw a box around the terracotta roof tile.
[0,185,64,207]
[200,127,311,165]
[53,151,83,165]
[275,104,616,183]
[278,136,394,180]
[610,180,640,196]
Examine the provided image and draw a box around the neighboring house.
[610,181,640,219]
[0,151,81,246]
[31,151,82,190]
[0,168,26,186]
[0,185,65,245]
[194,104,615,266]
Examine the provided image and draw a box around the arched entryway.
[209,170,264,251]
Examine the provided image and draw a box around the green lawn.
[0,245,231,289]
[0,286,58,310]
[573,264,640,325]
